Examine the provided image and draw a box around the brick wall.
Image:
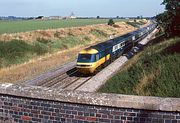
[0,84,180,123]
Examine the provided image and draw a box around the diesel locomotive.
[76,21,157,74]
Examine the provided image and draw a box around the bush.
[108,19,115,26]
[156,0,180,37]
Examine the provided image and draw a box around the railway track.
[41,68,93,90]
[23,64,93,91]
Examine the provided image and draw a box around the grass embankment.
[0,19,127,34]
[0,36,90,68]
[126,20,146,27]
[99,37,180,98]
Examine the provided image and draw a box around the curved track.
[23,65,93,90]
[40,68,93,90]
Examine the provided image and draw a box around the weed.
[37,38,52,44]
[126,21,144,27]
[91,29,108,38]
[54,31,61,38]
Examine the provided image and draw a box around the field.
[98,37,180,98]
[0,19,127,34]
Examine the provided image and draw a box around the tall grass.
[126,21,145,27]
[51,36,90,50]
[0,34,93,68]
[98,37,180,98]
[91,29,108,38]
[0,40,48,68]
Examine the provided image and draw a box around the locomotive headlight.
[76,63,93,67]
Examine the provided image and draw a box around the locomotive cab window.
[77,54,96,62]
[96,54,99,61]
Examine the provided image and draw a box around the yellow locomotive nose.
[76,63,96,74]
[76,48,98,74]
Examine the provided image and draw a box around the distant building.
[69,12,77,19]
[49,16,63,20]
[42,17,49,20]
[41,16,63,20]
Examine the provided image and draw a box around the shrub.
[108,19,115,26]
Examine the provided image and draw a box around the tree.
[156,0,180,37]
[35,16,44,20]
[97,16,100,19]
[108,19,115,26]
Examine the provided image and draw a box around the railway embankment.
[99,35,180,98]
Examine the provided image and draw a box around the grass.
[0,19,127,34]
[50,35,90,50]
[0,34,93,68]
[0,40,48,68]
[90,29,109,38]
[98,37,180,98]
[126,21,146,27]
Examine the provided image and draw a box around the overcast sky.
[0,0,165,17]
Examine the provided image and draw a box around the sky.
[0,0,165,17]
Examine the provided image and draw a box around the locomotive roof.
[89,29,145,53]
[90,33,134,52]
[79,48,98,54]
[83,23,154,53]
[90,39,114,52]
[130,27,146,35]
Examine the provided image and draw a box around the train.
[76,21,157,74]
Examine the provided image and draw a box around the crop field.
[0,19,127,34]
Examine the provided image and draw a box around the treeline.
[156,0,180,37]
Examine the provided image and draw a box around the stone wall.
[0,84,180,123]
